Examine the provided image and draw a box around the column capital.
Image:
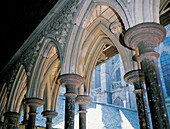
[4,112,20,120]
[75,95,93,106]
[58,73,84,89]
[24,97,44,108]
[4,112,20,128]
[124,22,166,50]
[41,110,58,118]
[124,22,166,62]
[124,69,144,85]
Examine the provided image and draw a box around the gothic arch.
[63,3,138,95]
[0,83,7,122]
[6,65,27,113]
[26,37,61,98]
[25,36,61,112]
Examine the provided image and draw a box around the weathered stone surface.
[42,111,58,129]
[4,112,20,129]
[24,98,44,129]
[75,95,93,129]
[124,22,169,129]
[124,70,150,129]
[58,74,84,129]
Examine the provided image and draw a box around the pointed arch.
[26,35,61,112]
[6,65,27,113]
[63,5,138,94]
[0,83,7,122]
[27,37,61,98]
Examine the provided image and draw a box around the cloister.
[0,0,169,129]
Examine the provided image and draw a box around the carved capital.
[4,112,20,120]
[58,74,84,89]
[41,110,58,118]
[124,69,144,85]
[124,22,166,50]
[24,97,44,108]
[4,112,20,125]
[64,93,77,98]
[124,22,166,62]
[75,95,93,106]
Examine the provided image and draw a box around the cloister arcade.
[0,0,169,129]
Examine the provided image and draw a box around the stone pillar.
[124,22,169,129]
[58,74,84,129]
[24,97,44,129]
[22,104,29,129]
[124,70,150,129]
[75,95,93,129]
[41,110,58,129]
[4,112,20,129]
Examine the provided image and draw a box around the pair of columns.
[3,74,91,129]
[57,74,92,129]
[22,74,91,129]
[124,22,169,129]
[22,98,58,129]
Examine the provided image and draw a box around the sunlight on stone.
[53,120,64,128]
[119,110,134,129]
[87,105,105,129]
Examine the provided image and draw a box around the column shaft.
[28,106,37,129]
[75,95,92,129]
[46,117,52,129]
[124,22,169,129]
[65,94,76,129]
[58,74,84,129]
[24,97,44,129]
[134,85,150,129]
[141,59,169,128]
[124,70,150,129]
[78,105,87,129]
[42,110,58,129]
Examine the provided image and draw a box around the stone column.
[41,110,58,129]
[58,74,84,129]
[4,112,20,129]
[22,104,29,129]
[124,70,150,129]
[124,22,169,129]
[24,97,44,129]
[75,95,93,129]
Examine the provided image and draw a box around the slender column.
[124,70,150,129]
[24,97,44,129]
[58,74,84,129]
[4,112,20,129]
[41,110,58,129]
[22,104,29,129]
[75,95,93,129]
[124,22,169,129]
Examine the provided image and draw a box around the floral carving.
[44,0,79,48]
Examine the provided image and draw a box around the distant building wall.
[91,54,137,110]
